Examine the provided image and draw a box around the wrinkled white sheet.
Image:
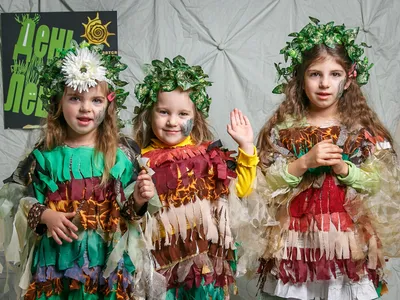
[0,1,399,299]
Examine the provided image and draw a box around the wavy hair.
[39,81,118,184]
[257,44,393,163]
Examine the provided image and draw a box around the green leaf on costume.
[360,42,372,48]
[151,60,164,68]
[272,17,373,93]
[325,21,334,31]
[163,57,173,67]
[113,79,128,87]
[274,63,281,72]
[357,72,369,85]
[309,16,320,24]
[134,55,213,117]
[173,55,186,65]
[272,84,285,94]
[162,80,178,91]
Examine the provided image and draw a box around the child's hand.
[303,139,343,169]
[331,160,349,176]
[227,108,255,155]
[40,209,78,245]
[133,170,155,210]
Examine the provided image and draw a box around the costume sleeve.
[1,151,49,236]
[117,137,161,222]
[121,182,152,222]
[344,134,400,257]
[235,146,259,197]
[0,151,44,288]
[0,182,30,261]
[258,126,304,201]
[335,128,383,194]
[1,153,35,224]
[27,149,58,235]
[337,160,379,194]
[262,155,302,190]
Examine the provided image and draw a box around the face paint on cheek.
[336,79,346,99]
[181,119,194,136]
[94,108,106,126]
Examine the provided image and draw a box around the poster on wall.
[1,11,118,129]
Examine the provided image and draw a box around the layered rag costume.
[240,117,400,300]
[0,139,162,299]
[133,55,259,299]
[0,41,164,299]
[141,136,258,299]
[235,17,400,300]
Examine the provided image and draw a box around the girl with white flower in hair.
[0,41,164,299]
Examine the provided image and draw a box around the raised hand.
[227,108,255,155]
[40,209,78,245]
[133,169,156,210]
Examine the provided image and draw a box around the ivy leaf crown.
[38,40,129,127]
[272,17,373,94]
[134,55,212,118]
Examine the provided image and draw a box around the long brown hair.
[257,44,393,162]
[132,88,214,148]
[40,81,119,184]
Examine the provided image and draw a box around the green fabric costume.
[0,140,163,299]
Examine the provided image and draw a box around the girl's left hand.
[227,108,255,155]
[331,159,349,176]
[133,170,155,211]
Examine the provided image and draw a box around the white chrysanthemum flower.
[61,47,107,93]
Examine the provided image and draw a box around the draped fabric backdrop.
[0,1,399,299]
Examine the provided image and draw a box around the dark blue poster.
[1,11,118,128]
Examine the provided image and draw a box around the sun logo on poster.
[81,12,115,47]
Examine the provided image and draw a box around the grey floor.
[233,276,282,300]
[232,276,259,300]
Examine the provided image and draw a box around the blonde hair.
[132,88,214,148]
[40,81,118,184]
[257,44,393,162]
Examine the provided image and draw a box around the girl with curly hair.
[242,18,400,300]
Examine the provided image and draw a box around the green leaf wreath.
[272,17,374,94]
[134,55,212,117]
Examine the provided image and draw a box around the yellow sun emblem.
[81,12,115,47]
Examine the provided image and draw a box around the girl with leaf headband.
[132,55,259,299]
[238,17,400,299]
[0,41,164,299]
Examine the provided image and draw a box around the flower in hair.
[272,17,374,94]
[134,55,212,117]
[61,47,107,93]
[38,40,130,127]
